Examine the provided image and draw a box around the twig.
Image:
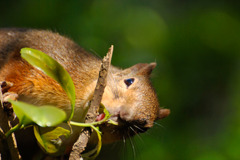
[69,45,113,159]
[0,84,21,160]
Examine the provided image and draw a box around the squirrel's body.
[0,28,103,118]
[0,28,169,158]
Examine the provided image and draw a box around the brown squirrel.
[0,28,170,158]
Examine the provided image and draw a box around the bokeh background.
[1,0,240,160]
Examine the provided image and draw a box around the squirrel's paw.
[1,81,14,94]
[0,81,18,119]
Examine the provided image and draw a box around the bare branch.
[69,45,114,159]
[0,82,21,160]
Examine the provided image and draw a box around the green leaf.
[34,125,71,154]
[10,101,32,127]
[9,100,66,127]
[20,48,75,120]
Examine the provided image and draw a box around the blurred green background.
[1,0,240,159]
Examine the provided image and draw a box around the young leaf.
[34,125,71,154]
[9,100,66,127]
[20,48,75,120]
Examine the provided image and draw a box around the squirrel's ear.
[119,62,157,76]
[128,62,156,76]
[157,108,170,119]
[138,62,156,75]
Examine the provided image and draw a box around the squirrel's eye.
[124,78,135,87]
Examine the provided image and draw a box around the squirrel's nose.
[119,110,132,122]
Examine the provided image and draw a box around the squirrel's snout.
[117,106,154,131]
[117,111,151,134]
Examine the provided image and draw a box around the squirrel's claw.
[0,81,18,119]
[1,81,14,94]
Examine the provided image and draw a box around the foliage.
[21,48,75,120]
[5,100,67,137]
[6,48,113,158]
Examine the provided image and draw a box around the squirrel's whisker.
[154,121,165,129]
[127,131,136,159]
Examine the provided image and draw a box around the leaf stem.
[5,123,22,138]
[69,103,75,121]
[70,115,109,127]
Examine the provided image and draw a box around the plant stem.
[5,124,21,138]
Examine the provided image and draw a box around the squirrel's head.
[100,62,170,143]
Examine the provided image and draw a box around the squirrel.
[0,28,170,158]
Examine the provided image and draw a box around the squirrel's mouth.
[108,114,150,134]
[118,119,150,134]
[99,114,151,144]
[97,108,152,144]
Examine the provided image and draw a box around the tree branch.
[69,45,113,159]
[0,83,21,160]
